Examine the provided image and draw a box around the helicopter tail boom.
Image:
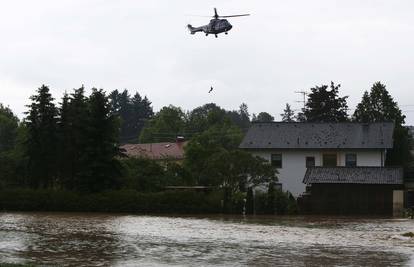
[187,24,203,34]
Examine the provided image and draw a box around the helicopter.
[187,8,250,38]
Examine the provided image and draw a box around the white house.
[239,122,395,196]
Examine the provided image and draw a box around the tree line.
[0,85,278,206]
[0,81,411,214]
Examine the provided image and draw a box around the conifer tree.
[280,104,295,122]
[226,103,251,130]
[57,87,89,190]
[25,85,58,188]
[353,82,411,167]
[80,89,121,192]
[353,82,405,125]
[58,92,72,188]
[109,89,153,143]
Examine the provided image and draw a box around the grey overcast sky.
[1,0,414,123]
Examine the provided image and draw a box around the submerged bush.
[0,187,296,215]
[0,189,222,214]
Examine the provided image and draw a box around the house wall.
[250,149,385,196]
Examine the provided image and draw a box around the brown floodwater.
[0,213,413,266]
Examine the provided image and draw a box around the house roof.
[303,167,403,185]
[120,141,188,160]
[239,122,394,149]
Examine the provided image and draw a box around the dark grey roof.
[239,122,394,149]
[303,167,403,185]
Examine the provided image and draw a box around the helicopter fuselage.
[188,19,232,37]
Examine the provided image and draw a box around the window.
[306,157,315,168]
[345,153,357,167]
[323,154,337,167]
[271,154,282,168]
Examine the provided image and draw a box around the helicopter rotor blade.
[185,15,213,17]
[214,8,218,19]
[219,14,250,18]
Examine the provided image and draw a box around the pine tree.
[352,91,371,123]
[353,82,411,167]
[57,92,73,189]
[80,89,121,192]
[57,87,89,190]
[25,85,58,188]
[130,93,153,142]
[353,82,405,125]
[280,104,295,122]
[303,82,349,122]
[109,89,153,143]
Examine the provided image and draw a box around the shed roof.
[239,122,394,149]
[121,141,188,160]
[303,167,403,185]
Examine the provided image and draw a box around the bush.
[0,187,297,215]
[0,189,222,214]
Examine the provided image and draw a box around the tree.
[352,91,371,123]
[109,89,153,144]
[280,104,295,122]
[121,157,166,192]
[57,87,89,190]
[0,104,19,152]
[139,105,186,143]
[186,103,228,134]
[130,93,153,142]
[226,103,251,131]
[353,82,411,167]
[302,82,349,122]
[57,92,72,188]
[0,104,22,188]
[252,112,275,122]
[25,85,58,188]
[184,123,244,185]
[266,182,276,214]
[79,89,122,192]
[353,82,405,125]
[204,150,277,205]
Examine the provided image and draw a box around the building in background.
[240,122,394,196]
[121,137,188,164]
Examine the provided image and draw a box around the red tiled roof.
[121,141,188,160]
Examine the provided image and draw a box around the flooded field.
[0,212,413,266]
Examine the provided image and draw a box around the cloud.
[0,0,414,123]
